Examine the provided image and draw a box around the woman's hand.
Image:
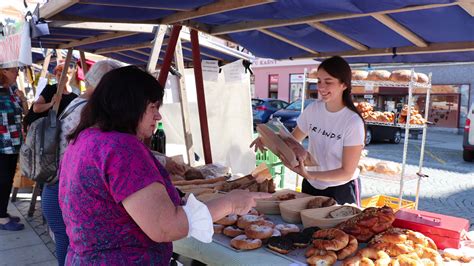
[282,136,308,165]
[249,137,266,152]
[223,190,271,215]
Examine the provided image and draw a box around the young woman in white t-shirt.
[253,56,365,205]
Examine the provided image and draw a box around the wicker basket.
[301,205,361,229]
[279,196,335,224]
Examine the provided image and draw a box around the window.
[268,74,279,99]
[289,73,304,102]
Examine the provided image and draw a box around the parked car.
[270,99,316,131]
[463,103,474,162]
[252,98,289,125]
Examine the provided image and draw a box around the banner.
[0,21,32,68]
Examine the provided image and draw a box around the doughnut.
[213,224,224,234]
[252,219,275,228]
[230,235,262,250]
[306,249,337,266]
[215,214,238,226]
[271,229,281,237]
[275,224,300,236]
[248,208,259,216]
[237,214,264,229]
[267,236,294,254]
[302,226,320,237]
[223,225,244,238]
[313,228,349,251]
[337,235,358,260]
[244,224,273,239]
[285,232,311,248]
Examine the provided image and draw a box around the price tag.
[364,94,373,99]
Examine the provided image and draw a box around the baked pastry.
[267,236,294,254]
[271,228,281,237]
[215,214,238,226]
[276,193,296,201]
[247,208,259,216]
[236,214,264,229]
[336,206,395,242]
[213,224,225,234]
[343,248,391,266]
[230,235,262,250]
[367,70,391,81]
[306,249,337,266]
[307,197,337,209]
[374,162,400,175]
[252,219,275,228]
[336,235,358,260]
[417,72,429,83]
[244,224,273,239]
[326,206,360,218]
[223,225,244,237]
[275,224,300,236]
[390,70,417,82]
[312,228,349,251]
[352,70,368,80]
[285,232,312,248]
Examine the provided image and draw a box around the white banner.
[0,21,32,68]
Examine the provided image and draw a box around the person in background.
[0,67,28,231]
[42,59,122,266]
[252,56,365,205]
[23,64,78,129]
[59,66,270,264]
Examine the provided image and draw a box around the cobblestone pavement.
[362,131,474,230]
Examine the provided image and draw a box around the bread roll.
[352,70,368,80]
[416,72,429,83]
[367,70,391,81]
[308,68,318,79]
[390,70,417,82]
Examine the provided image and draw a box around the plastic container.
[361,195,415,211]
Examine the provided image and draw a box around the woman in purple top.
[59,66,269,265]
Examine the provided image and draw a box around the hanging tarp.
[0,21,32,68]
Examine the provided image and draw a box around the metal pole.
[295,68,308,191]
[158,25,182,87]
[398,69,415,208]
[190,29,212,164]
[415,73,432,209]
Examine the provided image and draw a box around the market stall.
[33,0,474,265]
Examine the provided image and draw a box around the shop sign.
[290,73,304,83]
[364,94,373,99]
[0,21,32,68]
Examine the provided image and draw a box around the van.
[463,103,474,162]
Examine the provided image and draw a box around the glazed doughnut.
[244,224,273,239]
[230,235,262,250]
[215,214,238,226]
[252,219,275,228]
[213,224,224,234]
[313,228,349,251]
[275,224,300,236]
[267,236,293,254]
[223,225,244,238]
[271,228,281,237]
[306,249,337,266]
[337,235,359,260]
[285,232,312,248]
[237,214,264,229]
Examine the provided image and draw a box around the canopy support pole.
[40,49,52,78]
[175,37,195,166]
[79,51,88,75]
[53,49,73,112]
[158,25,182,86]
[191,29,212,164]
[146,25,167,73]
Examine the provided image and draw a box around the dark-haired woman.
[59,66,269,265]
[253,56,365,205]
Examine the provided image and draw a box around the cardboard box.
[393,208,469,249]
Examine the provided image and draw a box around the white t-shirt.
[296,99,365,190]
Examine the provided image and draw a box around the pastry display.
[237,214,264,229]
[306,249,338,265]
[214,224,225,234]
[275,223,300,236]
[244,224,273,239]
[389,69,417,82]
[223,225,244,237]
[215,214,239,226]
[351,70,369,80]
[312,228,350,251]
[336,206,396,242]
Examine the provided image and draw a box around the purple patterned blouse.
[59,128,181,265]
